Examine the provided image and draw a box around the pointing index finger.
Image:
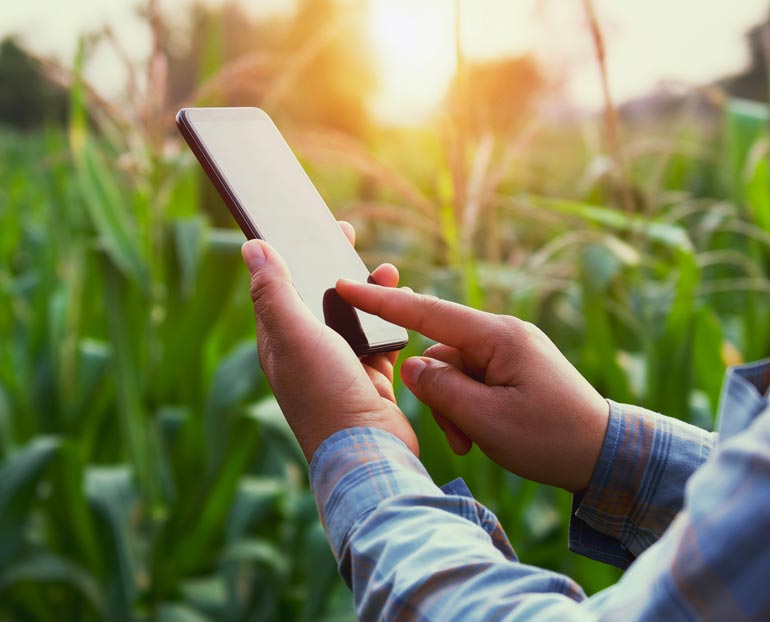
[336,279,491,350]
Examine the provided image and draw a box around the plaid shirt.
[310,360,770,621]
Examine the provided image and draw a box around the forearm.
[311,428,590,621]
[344,493,590,621]
[311,408,769,621]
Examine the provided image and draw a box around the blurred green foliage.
[2,4,770,621]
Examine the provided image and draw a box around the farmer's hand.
[241,222,417,462]
[335,280,609,493]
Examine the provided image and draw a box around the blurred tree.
[725,19,770,103]
[0,38,68,130]
[446,55,546,138]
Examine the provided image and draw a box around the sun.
[366,0,457,125]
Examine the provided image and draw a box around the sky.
[2,0,768,125]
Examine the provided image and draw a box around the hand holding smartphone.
[176,107,408,356]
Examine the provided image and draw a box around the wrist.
[567,397,611,493]
[309,426,434,558]
[294,409,418,463]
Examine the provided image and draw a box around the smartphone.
[176,107,408,356]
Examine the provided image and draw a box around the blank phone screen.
[180,107,408,354]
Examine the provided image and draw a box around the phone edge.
[353,338,409,357]
[176,108,261,241]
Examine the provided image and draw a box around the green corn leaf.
[71,139,149,290]
[103,261,158,507]
[171,415,259,576]
[207,228,245,251]
[0,550,102,614]
[579,245,633,402]
[531,196,692,250]
[74,340,111,409]
[156,602,213,622]
[246,396,305,466]
[0,383,11,459]
[85,466,138,621]
[300,521,344,622]
[227,477,285,542]
[581,243,623,293]
[67,39,88,153]
[0,436,60,566]
[744,137,770,234]
[692,307,726,417]
[221,538,289,577]
[724,98,770,203]
[173,217,206,298]
[46,441,102,573]
[655,249,700,419]
[179,576,228,619]
[72,339,112,449]
[204,340,262,471]
[68,39,148,291]
[155,231,243,404]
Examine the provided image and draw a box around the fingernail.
[242,241,265,271]
[336,278,363,288]
[401,357,427,385]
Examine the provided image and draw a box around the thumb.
[400,356,492,441]
[242,239,317,336]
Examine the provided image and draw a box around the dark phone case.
[175,109,408,357]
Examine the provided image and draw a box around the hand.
[335,280,609,492]
[241,222,418,462]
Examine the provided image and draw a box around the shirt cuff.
[716,357,770,442]
[309,427,444,559]
[569,400,715,567]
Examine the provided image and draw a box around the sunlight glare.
[367,0,456,125]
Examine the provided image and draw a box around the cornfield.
[1,1,769,620]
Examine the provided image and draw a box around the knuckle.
[521,320,541,340]
[497,315,531,343]
[416,292,440,308]
[415,294,441,331]
[369,289,386,316]
[520,320,549,349]
[486,316,517,346]
[481,316,535,368]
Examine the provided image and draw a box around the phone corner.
[175,108,189,126]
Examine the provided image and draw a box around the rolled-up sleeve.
[569,400,716,567]
[310,427,587,621]
[308,396,769,621]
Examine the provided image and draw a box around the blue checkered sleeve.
[569,400,717,567]
[310,428,586,621]
[309,360,770,621]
